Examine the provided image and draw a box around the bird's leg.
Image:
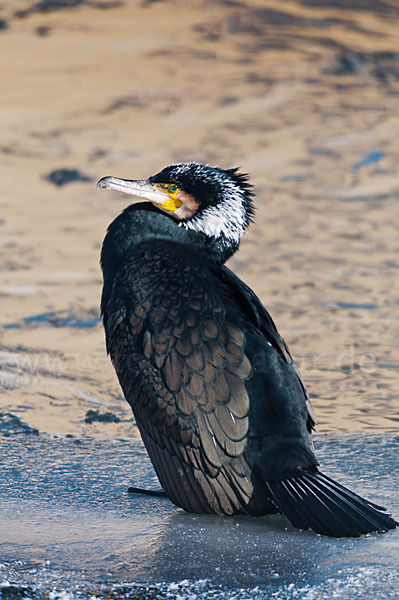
[128,486,167,497]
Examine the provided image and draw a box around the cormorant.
[97,162,397,537]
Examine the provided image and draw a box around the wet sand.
[0,0,398,437]
[0,0,398,598]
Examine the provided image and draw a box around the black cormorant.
[97,162,397,537]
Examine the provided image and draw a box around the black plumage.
[98,162,397,537]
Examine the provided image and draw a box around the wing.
[218,266,317,433]
[103,242,267,515]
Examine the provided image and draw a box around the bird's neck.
[100,203,238,310]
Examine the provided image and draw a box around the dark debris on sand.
[35,25,51,36]
[300,0,397,15]
[4,310,101,330]
[0,413,39,436]
[14,0,123,19]
[84,409,121,424]
[324,49,399,83]
[44,168,93,187]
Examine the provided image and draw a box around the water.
[1,433,398,599]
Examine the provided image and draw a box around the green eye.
[168,184,179,193]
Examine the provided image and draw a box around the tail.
[265,471,397,537]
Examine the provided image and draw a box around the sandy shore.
[0,0,398,438]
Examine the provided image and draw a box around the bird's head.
[97,162,255,261]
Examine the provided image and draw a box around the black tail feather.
[266,471,398,538]
[304,474,386,533]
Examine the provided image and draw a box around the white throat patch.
[179,187,246,244]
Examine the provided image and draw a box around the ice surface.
[0,433,398,599]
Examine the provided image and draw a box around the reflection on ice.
[137,511,317,587]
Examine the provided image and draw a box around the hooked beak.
[97,176,168,205]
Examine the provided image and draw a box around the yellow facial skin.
[153,183,183,212]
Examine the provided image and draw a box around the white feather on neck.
[179,187,246,244]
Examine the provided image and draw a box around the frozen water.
[0,433,398,599]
